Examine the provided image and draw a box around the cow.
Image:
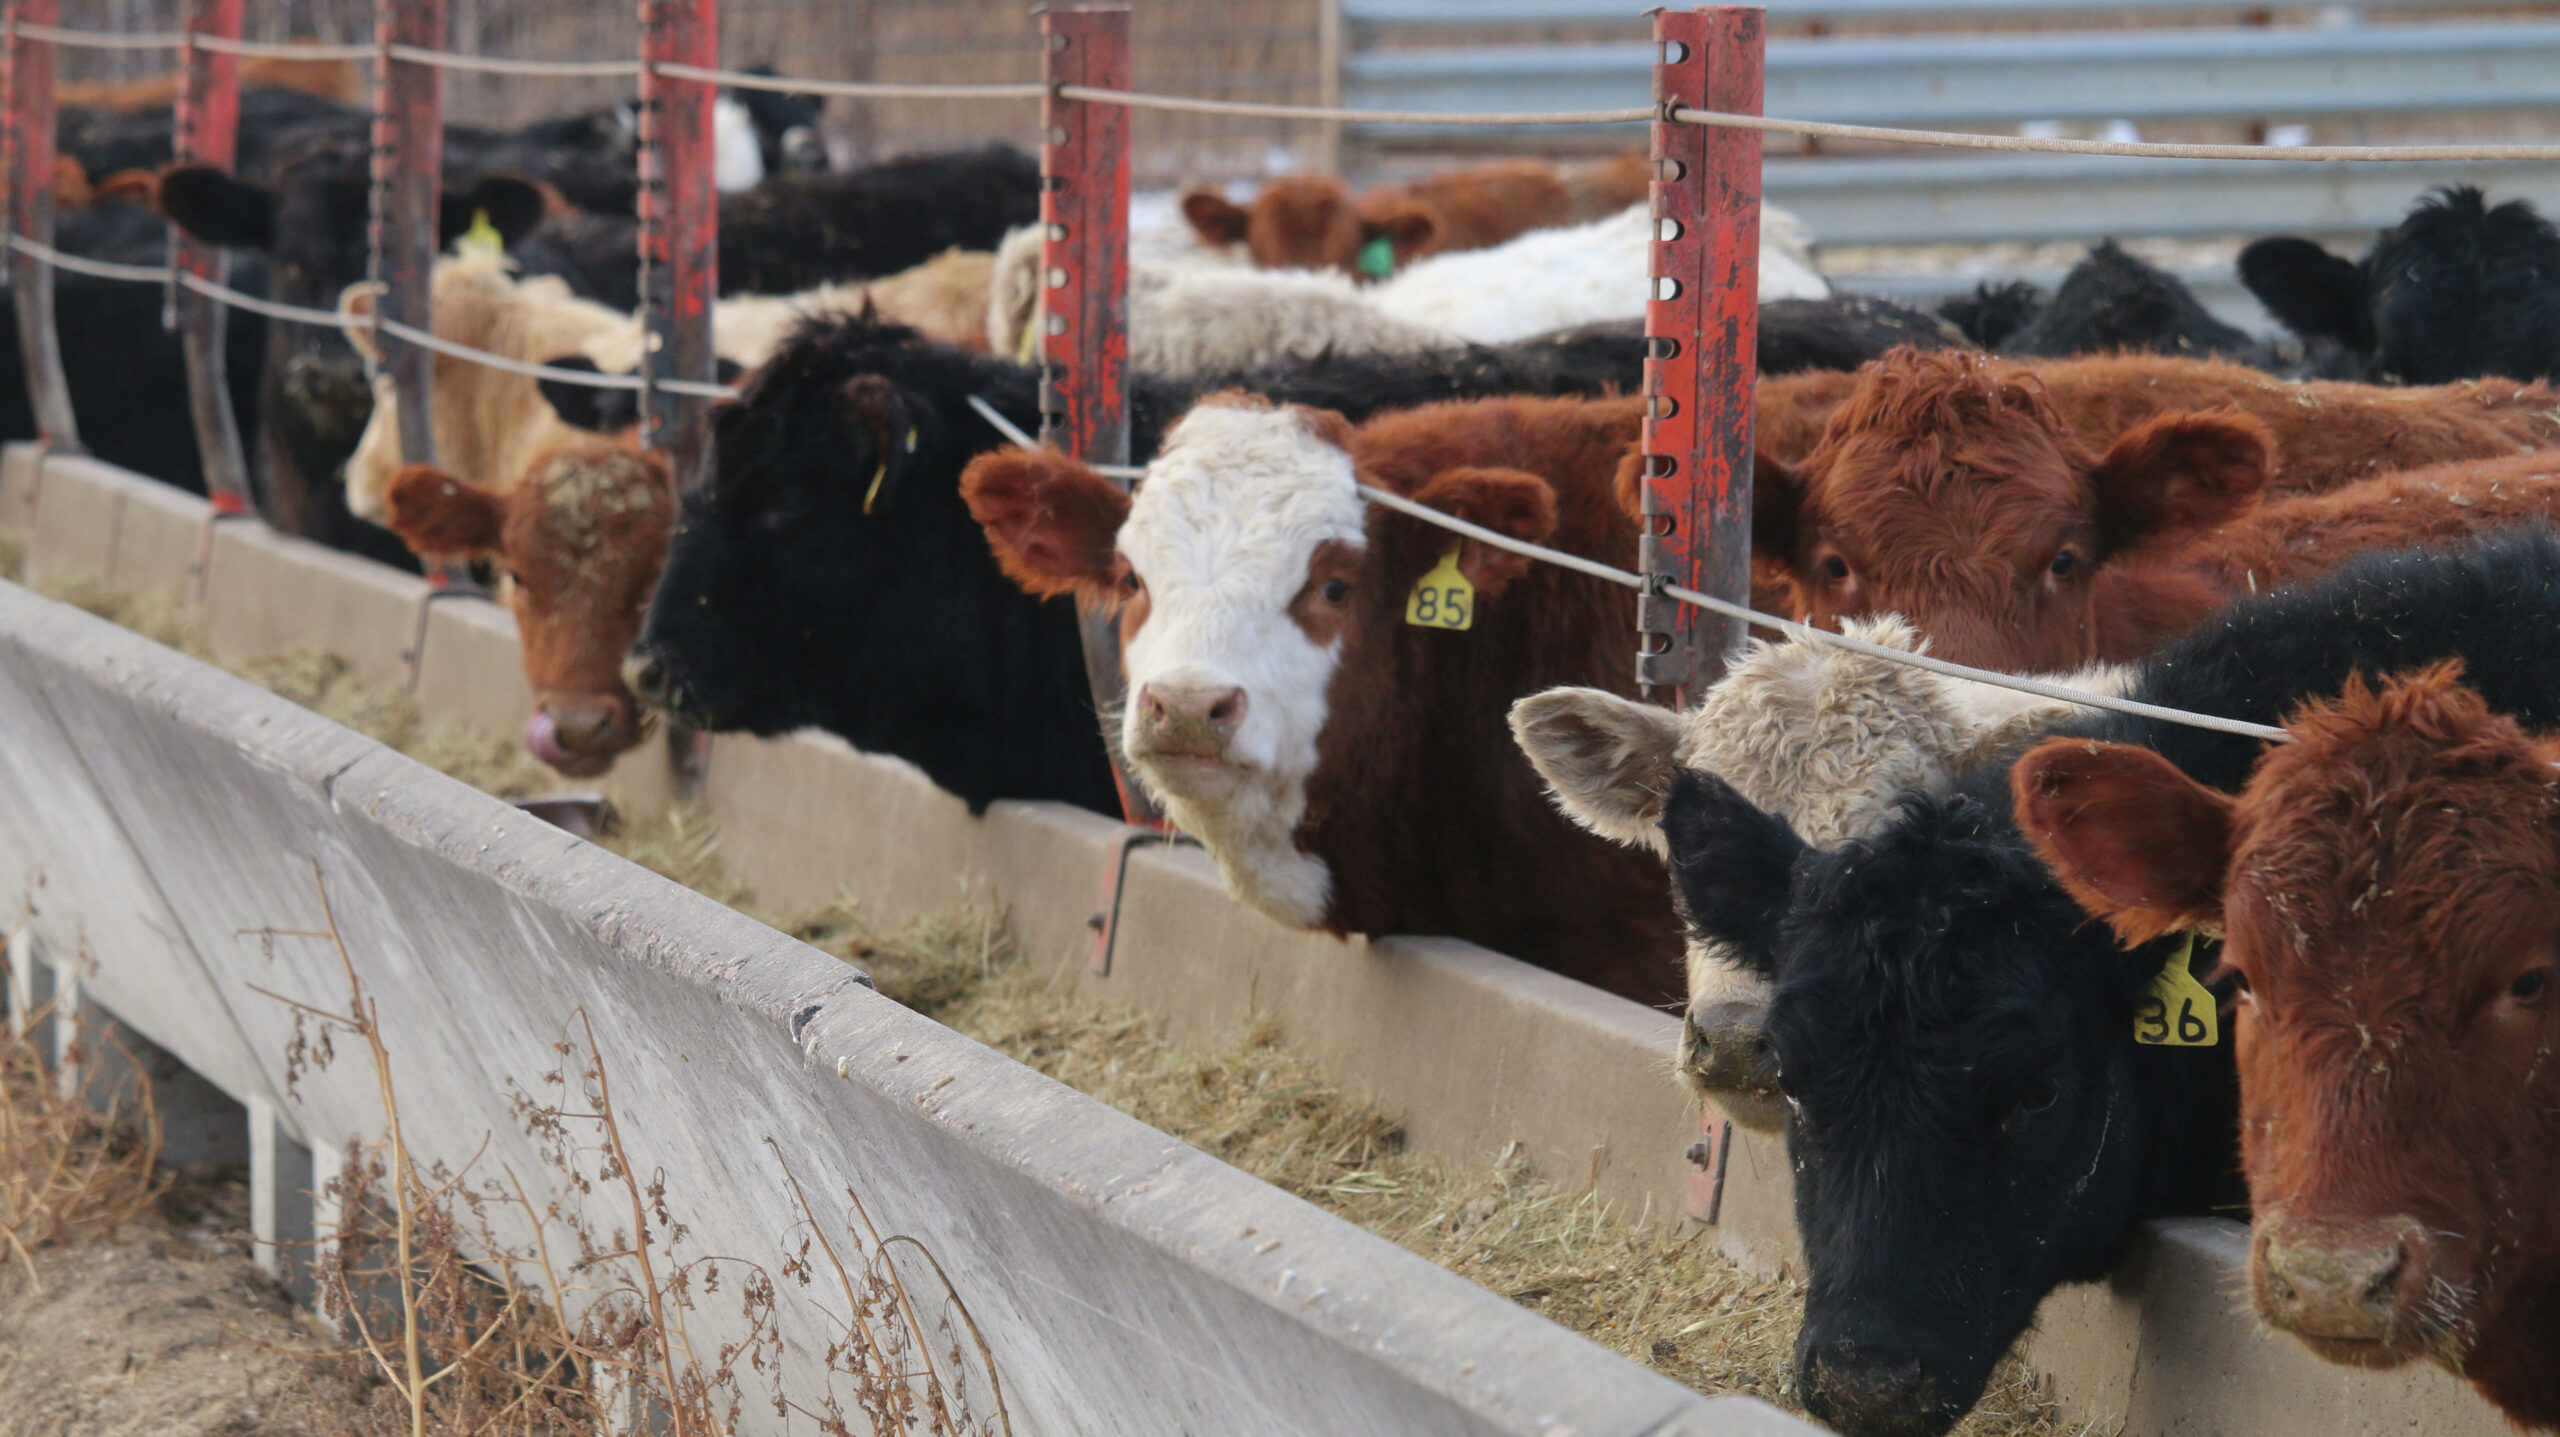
[2014,660,2560,1432]
[1178,155,1651,278]
[1654,527,2560,1437]
[2241,186,2560,385]
[964,392,1690,1000]
[711,144,1035,296]
[1744,347,2560,670]
[1512,617,2126,1124]
[991,204,1830,375]
[1957,240,2276,367]
[0,191,266,495]
[620,301,1964,810]
[382,453,674,777]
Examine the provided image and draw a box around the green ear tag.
[460,207,505,258]
[1404,541,1473,631]
[2134,934,2219,1047]
[1356,235,1397,280]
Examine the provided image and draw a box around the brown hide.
[59,51,362,110]
[384,450,675,776]
[1756,349,2560,670]
[1179,158,1601,275]
[1298,394,1680,1003]
[2015,673,2560,1428]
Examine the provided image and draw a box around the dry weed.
[0,945,165,1284]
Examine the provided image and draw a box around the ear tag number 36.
[2135,934,2218,1047]
[1405,542,1473,630]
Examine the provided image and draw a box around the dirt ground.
[0,1170,362,1437]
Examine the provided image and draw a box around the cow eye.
[2512,967,2551,1003]
[2015,1076,2061,1120]
[2049,550,2078,578]
[1121,568,1144,596]
[1321,578,1349,603]
[1820,555,1849,581]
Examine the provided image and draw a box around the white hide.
[713,93,764,193]
[1116,403,1368,927]
[1367,202,1830,345]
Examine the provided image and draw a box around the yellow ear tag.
[1405,540,1473,631]
[459,207,505,258]
[2134,934,2219,1047]
[863,460,887,515]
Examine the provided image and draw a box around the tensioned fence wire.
[8,29,2514,744]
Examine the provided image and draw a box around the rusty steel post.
[1041,5,1160,830]
[370,0,458,597]
[1639,7,1763,706]
[637,0,717,493]
[5,0,80,452]
[176,0,252,516]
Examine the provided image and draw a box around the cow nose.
[542,697,630,752]
[2254,1216,2429,1343]
[623,651,673,708]
[1680,999,1784,1128]
[1797,1342,1944,1437]
[1134,682,1248,758]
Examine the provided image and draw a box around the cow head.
[382,451,674,777]
[1662,762,2229,1437]
[2241,187,2560,387]
[1743,349,2270,671]
[158,138,546,535]
[1178,176,1438,278]
[966,396,1554,926]
[1511,619,2114,1128]
[2015,667,2560,1414]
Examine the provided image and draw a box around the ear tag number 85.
[2134,934,2218,1047]
[1405,541,1473,631]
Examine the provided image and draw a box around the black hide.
[1663,526,2560,1437]
[2241,186,2560,385]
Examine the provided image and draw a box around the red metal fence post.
[1640,7,1763,706]
[176,0,252,516]
[1041,4,1162,835]
[369,0,443,479]
[5,0,80,453]
[637,0,717,492]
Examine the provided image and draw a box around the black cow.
[1662,526,2560,1437]
[58,84,358,187]
[2241,186,2560,385]
[0,197,265,492]
[1940,241,2273,366]
[713,144,1037,295]
[618,296,1969,818]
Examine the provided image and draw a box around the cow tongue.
[523,710,613,779]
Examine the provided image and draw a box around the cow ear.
[156,165,276,250]
[1357,191,1442,266]
[2012,738,2233,947]
[1179,188,1251,247]
[1410,465,1558,595]
[536,355,641,433]
[51,155,91,211]
[962,448,1132,601]
[1662,768,1808,981]
[1752,450,1805,562]
[2238,236,2371,351]
[2088,410,2271,555]
[337,280,385,365]
[382,465,506,562]
[438,175,547,250]
[89,167,159,209]
[1510,687,1687,855]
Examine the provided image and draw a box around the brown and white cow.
[381,451,675,777]
[2013,665,2560,1431]
[962,392,1685,1001]
[1736,348,2560,670]
[1178,156,1650,278]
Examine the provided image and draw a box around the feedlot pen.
[0,434,2523,1436]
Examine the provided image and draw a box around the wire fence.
[15,15,2480,744]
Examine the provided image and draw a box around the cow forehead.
[1120,404,1367,588]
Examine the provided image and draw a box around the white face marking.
[1118,403,1367,927]
[713,94,764,193]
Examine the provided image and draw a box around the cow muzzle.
[1132,681,1248,761]
[2253,1213,2446,1361]
[1796,1340,1962,1437]
[1679,998,1784,1130]
[525,694,647,779]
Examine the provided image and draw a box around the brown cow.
[2013,666,2560,1431]
[1730,348,2560,670]
[382,451,675,778]
[1180,156,1645,278]
[963,392,1684,1001]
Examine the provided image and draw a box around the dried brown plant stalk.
[0,931,164,1291]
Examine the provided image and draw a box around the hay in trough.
[26,566,2094,1435]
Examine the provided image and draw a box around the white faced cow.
[964,391,1686,1002]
